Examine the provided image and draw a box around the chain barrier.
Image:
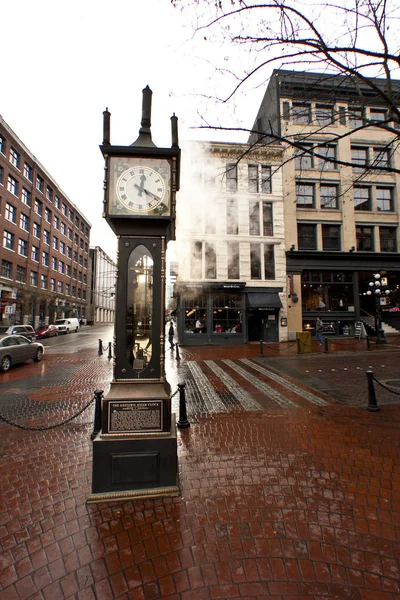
[327,337,365,347]
[372,373,400,396]
[260,340,298,353]
[0,396,96,431]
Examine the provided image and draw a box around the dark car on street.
[0,335,44,372]
[35,324,59,339]
[0,325,36,341]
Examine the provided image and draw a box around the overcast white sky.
[1,0,266,260]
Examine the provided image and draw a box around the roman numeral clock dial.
[108,158,171,217]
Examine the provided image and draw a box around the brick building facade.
[0,115,91,327]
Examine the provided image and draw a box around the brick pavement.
[0,339,399,599]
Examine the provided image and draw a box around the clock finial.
[132,85,156,147]
[103,107,111,145]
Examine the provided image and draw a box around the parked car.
[0,325,36,341]
[35,324,59,339]
[54,318,80,334]
[0,335,44,372]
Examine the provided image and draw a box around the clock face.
[108,157,171,216]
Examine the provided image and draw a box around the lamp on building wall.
[366,273,390,344]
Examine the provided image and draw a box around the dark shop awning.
[247,293,282,309]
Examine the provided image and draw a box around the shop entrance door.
[248,309,279,342]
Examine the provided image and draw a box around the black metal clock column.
[87,87,181,503]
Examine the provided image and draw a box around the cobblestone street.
[0,334,399,599]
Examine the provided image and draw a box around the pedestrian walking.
[168,321,175,349]
[315,316,324,344]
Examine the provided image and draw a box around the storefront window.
[183,291,207,334]
[302,271,354,312]
[212,292,243,333]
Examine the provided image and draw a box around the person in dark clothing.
[168,321,174,349]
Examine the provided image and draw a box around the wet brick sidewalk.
[0,340,399,599]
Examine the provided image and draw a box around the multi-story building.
[87,246,116,324]
[175,140,287,344]
[250,70,400,339]
[0,116,91,327]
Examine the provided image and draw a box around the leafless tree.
[172,0,400,173]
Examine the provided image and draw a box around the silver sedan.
[0,335,44,372]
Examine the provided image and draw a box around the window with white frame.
[52,257,57,270]
[30,271,38,286]
[42,250,49,266]
[62,203,67,216]
[5,202,16,223]
[60,241,66,254]
[53,236,58,250]
[226,164,237,192]
[351,146,368,170]
[33,222,41,238]
[55,195,60,209]
[18,239,28,256]
[46,187,53,202]
[20,213,30,232]
[40,274,48,289]
[295,144,314,170]
[354,186,371,211]
[66,264,71,276]
[318,145,337,170]
[45,208,51,222]
[296,183,315,208]
[0,135,4,154]
[43,229,50,244]
[50,278,56,292]
[57,281,63,294]
[1,260,12,279]
[263,202,273,236]
[16,265,26,283]
[31,246,39,261]
[54,215,60,229]
[22,188,31,206]
[34,199,43,215]
[36,175,43,192]
[9,147,20,169]
[376,187,394,212]
[24,162,33,181]
[7,175,18,196]
[373,147,391,169]
[65,283,70,296]
[61,222,67,235]
[59,261,65,274]
[320,185,339,209]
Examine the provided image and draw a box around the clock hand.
[134,174,147,197]
[143,189,161,202]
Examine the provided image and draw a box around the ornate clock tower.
[88,87,181,503]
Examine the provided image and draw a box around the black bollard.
[366,369,380,412]
[366,336,371,351]
[98,339,103,356]
[91,389,104,440]
[324,337,329,353]
[297,338,301,354]
[260,340,264,357]
[177,382,190,429]
[108,341,112,360]
[175,343,181,361]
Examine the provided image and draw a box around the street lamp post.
[367,273,390,344]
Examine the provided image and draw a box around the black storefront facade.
[287,250,400,337]
[176,282,283,345]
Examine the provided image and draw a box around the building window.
[31,246,39,261]
[16,265,27,283]
[57,281,63,294]
[74,233,79,245]
[73,250,78,262]
[46,187,53,202]
[7,175,18,196]
[24,163,33,181]
[55,195,60,208]
[59,261,65,274]
[348,107,363,127]
[61,222,67,236]
[212,292,242,333]
[34,199,43,215]
[351,146,368,170]
[356,226,374,251]
[78,270,82,282]
[51,278,56,292]
[30,271,38,286]
[261,165,272,193]
[42,251,49,266]
[248,164,272,193]
[45,208,51,223]
[205,243,216,279]
[0,135,4,154]
[320,185,339,209]
[33,223,41,239]
[322,225,341,250]
[262,202,273,236]
[318,145,337,170]
[373,147,390,169]
[66,264,71,276]
[9,147,20,169]
[249,200,260,236]
[292,102,311,124]
[65,283,70,296]
[18,239,28,257]
[298,224,317,250]
[190,241,202,279]
[376,187,393,212]
[1,260,12,279]
[315,104,333,126]
[227,197,238,234]
[79,238,84,250]
[264,244,275,279]
[248,164,258,192]
[20,213,30,232]
[370,108,387,122]
[296,183,315,208]
[227,241,240,279]
[3,230,14,250]
[53,236,59,250]
[380,227,397,252]
[67,246,72,259]
[52,257,57,270]
[250,243,261,279]
[41,274,48,290]
[22,188,31,207]
[62,203,67,216]
[36,175,44,192]
[354,186,371,211]
[0,166,3,184]
[5,203,17,223]
[79,255,83,266]
[43,229,50,245]
[68,228,73,240]
[226,164,237,192]
[54,215,60,229]
[60,241,66,254]
[294,144,313,170]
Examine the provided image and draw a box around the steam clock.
[88,87,181,503]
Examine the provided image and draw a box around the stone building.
[250,70,400,339]
[87,246,116,324]
[0,115,91,327]
[175,140,287,345]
